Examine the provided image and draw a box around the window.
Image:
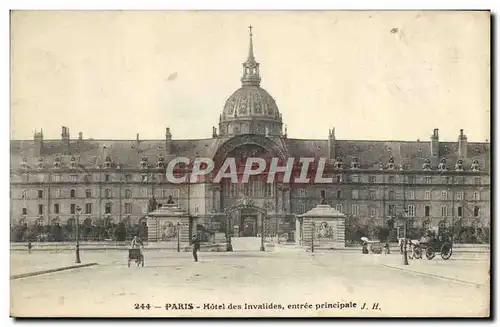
[125,203,132,214]
[369,176,376,183]
[425,190,431,200]
[38,204,44,215]
[94,174,101,182]
[70,189,76,198]
[441,206,448,217]
[105,174,110,182]
[156,189,165,198]
[105,203,112,214]
[54,203,60,214]
[474,206,480,217]
[85,203,92,215]
[54,189,61,198]
[351,175,359,183]
[194,205,199,213]
[299,188,306,197]
[425,205,430,217]
[336,190,342,199]
[69,175,78,182]
[474,177,481,185]
[22,207,27,215]
[336,175,342,183]
[352,190,359,199]
[21,190,28,200]
[388,176,395,184]
[473,192,480,201]
[141,188,148,198]
[408,176,416,184]
[351,204,359,216]
[125,189,132,199]
[86,189,92,198]
[125,174,132,182]
[52,174,62,182]
[441,191,448,200]
[456,177,465,184]
[298,203,306,214]
[388,205,395,216]
[105,189,112,198]
[407,205,415,217]
[408,190,415,200]
[389,191,395,200]
[456,192,464,200]
[370,207,377,217]
[457,206,463,217]
[70,204,76,214]
[336,204,343,212]
[425,177,432,184]
[38,190,44,199]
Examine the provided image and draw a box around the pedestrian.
[383,241,390,254]
[27,241,32,254]
[190,234,200,262]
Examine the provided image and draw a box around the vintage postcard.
[9,10,490,318]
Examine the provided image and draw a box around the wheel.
[426,247,435,260]
[128,259,130,267]
[440,243,453,260]
[141,255,144,267]
[414,247,422,259]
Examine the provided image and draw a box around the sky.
[10,11,490,142]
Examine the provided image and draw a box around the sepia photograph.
[9,10,490,318]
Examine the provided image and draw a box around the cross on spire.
[249,25,253,36]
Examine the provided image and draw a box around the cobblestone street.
[10,249,489,317]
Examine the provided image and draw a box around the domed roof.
[222,86,280,121]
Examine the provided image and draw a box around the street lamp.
[403,210,409,266]
[75,206,82,264]
[260,214,265,252]
[311,221,315,253]
[177,222,181,252]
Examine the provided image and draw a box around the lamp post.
[311,221,315,253]
[260,214,265,252]
[75,206,82,264]
[177,222,181,252]
[226,213,233,251]
[403,210,409,266]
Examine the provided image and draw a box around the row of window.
[222,179,274,198]
[22,202,134,216]
[350,175,481,185]
[297,203,482,218]
[19,173,166,183]
[21,189,181,200]
[297,189,481,201]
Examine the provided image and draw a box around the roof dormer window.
[422,158,431,171]
[70,156,77,169]
[386,156,395,170]
[20,157,28,170]
[36,157,44,170]
[350,157,360,170]
[105,156,112,169]
[156,155,165,168]
[334,157,343,170]
[438,158,447,171]
[471,159,480,172]
[140,155,149,170]
[455,159,464,171]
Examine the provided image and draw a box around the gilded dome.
[222,86,280,121]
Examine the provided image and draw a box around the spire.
[241,25,261,87]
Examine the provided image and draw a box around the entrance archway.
[224,197,267,251]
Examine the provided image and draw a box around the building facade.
[10,29,490,242]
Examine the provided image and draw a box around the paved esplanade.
[10,250,489,317]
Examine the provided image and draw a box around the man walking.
[191,234,200,262]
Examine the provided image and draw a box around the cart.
[413,234,453,260]
[128,248,144,267]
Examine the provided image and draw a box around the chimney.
[328,127,336,163]
[458,129,468,159]
[34,129,44,157]
[165,127,172,154]
[212,126,218,138]
[136,133,140,151]
[61,126,70,154]
[76,132,83,152]
[430,128,439,167]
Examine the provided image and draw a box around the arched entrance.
[225,197,267,251]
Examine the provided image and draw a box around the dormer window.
[378,162,384,170]
[140,155,148,170]
[455,159,464,171]
[20,157,28,170]
[53,156,61,169]
[438,158,447,171]
[36,157,44,170]
[471,159,480,172]
[105,156,112,169]
[386,156,395,170]
[350,157,360,170]
[70,156,77,169]
[156,155,165,168]
[422,158,431,171]
[334,157,343,170]
[399,161,407,171]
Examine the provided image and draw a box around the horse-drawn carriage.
[128,248,145,267]
[412,231,453,260]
